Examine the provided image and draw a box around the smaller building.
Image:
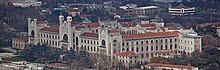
[12,0,42,8]
[115,51,140,67]
[65,8,80,17]
[145,63,199,70]
[132,6,159,15]
[12,36,28,50]
[2,61,28,69]
[169,4,195,16]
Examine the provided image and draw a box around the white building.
[12,0,42,8]
[169,4,195,16]
[25,15,202,66]
[12,36,28,50]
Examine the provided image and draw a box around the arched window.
[175,44,177,49]
[141,47,144,51]
[170,39,172,42]
[151,46,153,51]
[146,46,148,51]
[63,34,68,42]
[127,42,129,46]
[31,30,35,37]
[156,46,158,50]
[161,45,163,50]
[132,47,134,51]
[113,40,117,46]
[136,41,139,45]
[141,41,143,44]
[101,40,106,46]
[165,45,168,49]
[136,47,139,52]
[76,37,79,45]
[170,44,173,49]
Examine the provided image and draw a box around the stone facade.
[27,15,202,66]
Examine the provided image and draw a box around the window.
[146,40,148,44]
[161,45,163,50]
[63,34,68,42]
[170,39,172,42]
[161,39,163,43]
[146,46,148,51]
[165,39,168,43]
[127,42,129,46]
[136,41,139,45]
[175,38,177,42]
[102,40,106,46]
[151,46,153,51]
[122,42,125,46]
[170,44,173,49]
[151,40,153,43]
[156,40,158,43]
[175,44,177,49]
[141,41,143,44]
[165,45,168,49]
[31,30,35,37]
[141,47,143,51]
[156,46,158,50]
[136,47,139,52]
[132,47,134,51]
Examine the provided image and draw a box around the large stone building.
[25,15,201,66]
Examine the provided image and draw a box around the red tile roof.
[40,27,59,33]
[13,36,28,41]
[145,63,196,70]
[120,22,137,27]
[140,24,156,27]
[123,32,179,39]
[108,29,119,33]
[115,51,139,57]
[146,28,157,30]
[37,21,48,24]
[71,23,100,29]
[80,32,98,38]
[48,63,68,67]
[217,26,220,29]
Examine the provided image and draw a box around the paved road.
[2,47,17,53]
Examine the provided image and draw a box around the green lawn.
[3,56,26,62]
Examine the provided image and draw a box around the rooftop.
[115,51,139,57]
[40,27,59,33]
[123,32,179,39]
[139,24,156,27]
[80,32,98,38]
[145,63,197,70]
[13,36,28,41]
[108,29,119,33]
[71,23,100,29]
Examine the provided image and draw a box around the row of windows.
[80,39,99,45]
[180,39,194,44]
[122,38,177,46]
[122,44,178,52]
[39,33,59,39]
[40,39,60,46]
[81,45,99,53]
[13,43,27,49]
